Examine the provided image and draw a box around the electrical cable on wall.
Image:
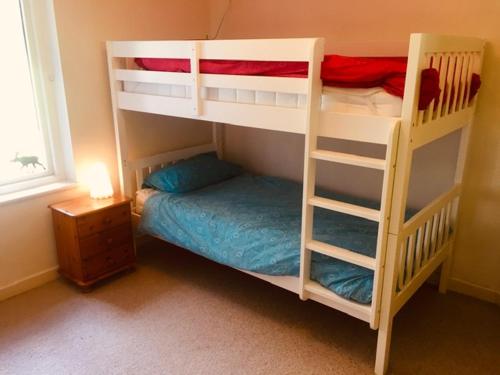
[210,0,232,39]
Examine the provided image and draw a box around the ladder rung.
[304,281,337,300]
[308,196,380,222]
[311,149,386,170]
[307,240,376,270]
[303,281,372,316]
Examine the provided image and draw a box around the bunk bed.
[106,34,485,374]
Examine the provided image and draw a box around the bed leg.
[438,251,453,294]
[375,314,393,375]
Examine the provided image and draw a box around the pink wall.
[1,0,212,299]
[3,0,497,303]
[209,0,500,300]
[54,0,212,188]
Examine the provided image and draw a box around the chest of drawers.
[49,196,135,290]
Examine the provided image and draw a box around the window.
[0,0,73,197]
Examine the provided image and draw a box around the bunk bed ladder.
[299,114,400,328]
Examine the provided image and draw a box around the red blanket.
[320,55,441,110]
[135,55,478,110]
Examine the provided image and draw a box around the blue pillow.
[143,152,243,193]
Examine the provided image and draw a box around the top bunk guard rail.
[108,38,323,61]
[107,38,325,136]
[114,68,309,94]
[107,37,401,143]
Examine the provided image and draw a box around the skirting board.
[1,258,497,307]
[449,277,500,306]
[0,266,59,302]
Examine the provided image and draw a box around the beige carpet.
[1,239,499,375]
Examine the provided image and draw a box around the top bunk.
[106,34,484,147]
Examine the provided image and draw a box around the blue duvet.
[139,175,381,304]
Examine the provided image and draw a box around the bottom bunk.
[129,144,461,374]
[138,171,393,305]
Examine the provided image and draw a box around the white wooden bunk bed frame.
[106,33,485,374]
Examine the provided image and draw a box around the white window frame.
[0,0,74,198]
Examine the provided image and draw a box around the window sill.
[0,181,80,207]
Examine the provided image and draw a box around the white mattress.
[123,82,402,117]
[135,188,158,215]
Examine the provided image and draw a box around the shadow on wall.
[223,125,461,210]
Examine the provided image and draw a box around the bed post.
[438,125,470,293]
[375,34,426,374]
[439,42,485,294]
[375,234,400,375]
[212,122,225,159]
[106,41,131,197]
[298,38,325,300]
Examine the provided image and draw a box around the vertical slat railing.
[417,50,482,129]
[456,54,470,111]
[423,55,436,123]
[449,54,463,115]
[437,207,445,248]
[462,55,475,109]
[431,213,440,257]
[414,227,424,273]
[394,194,459,300]
[397,243,406,292]
[444,202,452,243]
[404,234,416,284]
[441,54,456,117]
[434,53,448,119]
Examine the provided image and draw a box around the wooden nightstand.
[49,195,135,290]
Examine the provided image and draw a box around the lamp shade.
[88,162,113,199]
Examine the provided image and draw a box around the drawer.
[77,204,130,237]
[79,223,133,259]
[83,243,134,279]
